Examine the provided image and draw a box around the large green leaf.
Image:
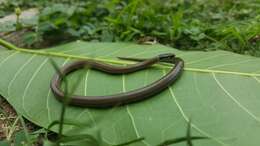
[0,40,260,146]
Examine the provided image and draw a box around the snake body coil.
[51,53,184,108]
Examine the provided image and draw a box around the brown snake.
[50,53,184,108]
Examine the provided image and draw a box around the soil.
[0,96,19,140]
[0,96,44,145]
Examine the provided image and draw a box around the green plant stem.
[57,101,66,145]
[114,137,145,146]
[0,38,259,77]
[16,15,22,31]
[58,81,69,141]
[0,38,20,50]
[18,114,31,145]
[6,117,19,141]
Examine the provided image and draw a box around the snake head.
[158,53,175,63]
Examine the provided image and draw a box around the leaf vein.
[164,70,227,146]
[123,74,150,145]
[22,58,48,116]
[46,58,70,123]
[186,53,228,65]
[254,77,260,84]
[0,52,19,68]
[7,55,36,97]
[207,59,255,69]
[212,73,260,122]
[71,69,96,128]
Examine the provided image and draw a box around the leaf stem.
[0,38,20,50]
[0,38,259,77]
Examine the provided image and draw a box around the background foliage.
[0,0,259,56]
